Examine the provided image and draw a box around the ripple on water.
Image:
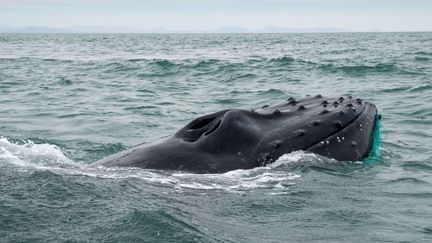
[415,56,430,61]
[409,84,432,92]
[268,56,296,65]
[319,63,400,75]
[57,77,73,85]
[96,209,207,242]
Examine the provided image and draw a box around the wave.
[320,63,398,74]
[102,209,207,242]
[0,57,73,63]
[377,84,432,94]
[149,59,178,68]
[318,62,428,76]
[116,58,256,74]
[415,56,430,61]
[257,88,286,97]
[408,84,432,92]
[57,77,73,85]
[101,61,142,73]
[124,105,158,110]
[401,161,432,172]
[268,56,295,64]
[192,59,221,68]
[380,86,410,93]
[386,177,429,184]
[414,51,432,56]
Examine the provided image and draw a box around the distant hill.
[214,26,353,33]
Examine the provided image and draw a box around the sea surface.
[1,33,431,242]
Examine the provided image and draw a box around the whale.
[93,95,379,173]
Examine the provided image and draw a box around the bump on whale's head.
[96,95,379,173]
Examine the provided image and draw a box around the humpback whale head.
[95,95,379,173]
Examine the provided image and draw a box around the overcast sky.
[1,0,431,31]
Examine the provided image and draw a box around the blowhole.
[204,120,222,136]
[188,115,217,130]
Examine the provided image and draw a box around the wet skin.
[94,95,379,173]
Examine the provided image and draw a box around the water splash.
[0,136,378,192]
[0,137,306,192]
[0,137,74,168]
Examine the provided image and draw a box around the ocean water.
[0,33,431,242]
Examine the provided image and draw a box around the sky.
[0,0,431,31]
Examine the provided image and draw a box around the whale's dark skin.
[93,95,379,173]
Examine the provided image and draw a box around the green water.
[1,33,431,242]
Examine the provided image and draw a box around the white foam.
[0,137,319,192]
[0,137,74,168]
